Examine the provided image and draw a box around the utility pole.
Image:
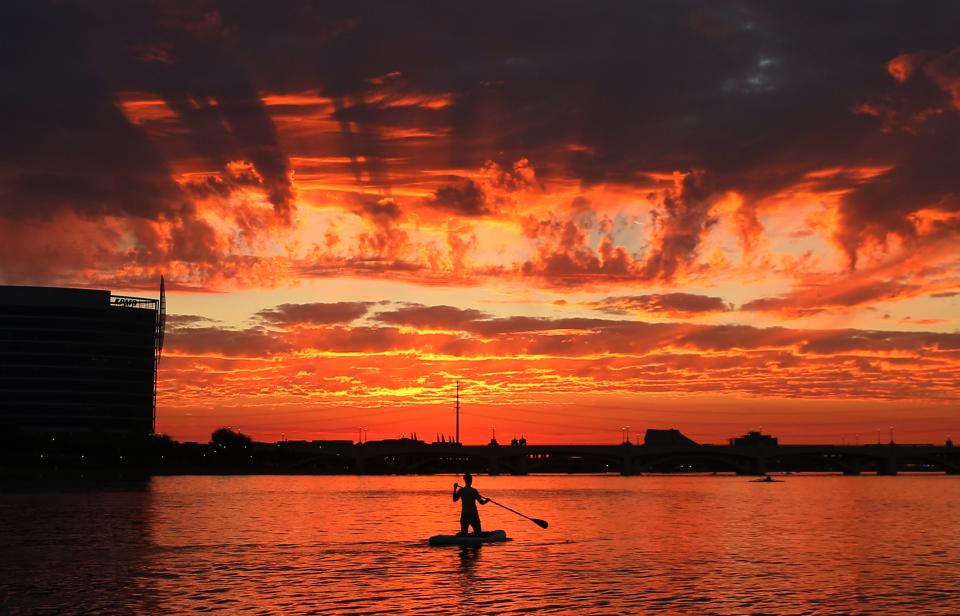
[456,380,460,444]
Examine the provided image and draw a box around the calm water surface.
[1,475,958,614]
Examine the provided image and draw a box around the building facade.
[0,282,165,435]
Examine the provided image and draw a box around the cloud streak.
[163,301,960,409]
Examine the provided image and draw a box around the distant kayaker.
[453,473,489,535]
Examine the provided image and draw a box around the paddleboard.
[428,530,508,546]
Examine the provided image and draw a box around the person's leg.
[470,512,482,535]
[459,515,469,536]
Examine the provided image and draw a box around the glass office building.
[0,282,165,435]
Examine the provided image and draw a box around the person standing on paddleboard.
[453,473,489,535]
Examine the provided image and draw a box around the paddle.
[486,498,549,529]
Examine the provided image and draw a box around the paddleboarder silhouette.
[453,473,489,535]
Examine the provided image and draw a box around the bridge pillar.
[510,453,529,475]
[488,456,501,476]
[621,456,640,475]
[842,457,861,476]
[744,456,766,476]
[354,455,366,475]
[877,456,898,476]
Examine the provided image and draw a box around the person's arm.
[477,492,489,505]
[453,482,461,501]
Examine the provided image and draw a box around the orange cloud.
[157,299,960,440]
[587,293,733,317]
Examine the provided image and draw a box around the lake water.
[1,475,958,614]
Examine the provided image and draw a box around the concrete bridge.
[289,441,960,475]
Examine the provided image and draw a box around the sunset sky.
[2,2,959,444]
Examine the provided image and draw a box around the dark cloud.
[519,211,643,286]
[834,122,960,269]
[124,5,297,223]
[0,2,297,224]
[589,293,732,317]
[466,316,621,337]
[374,304,490,329]
[166,313,219,327]
[643,172,717,281]
[426,159,537,216]
[0,2,304,287]
[350,195,409,258]
[295,256,427,279]
[741,279,922,317]
[0,3,183,222]
[169,304,960,367]
[889,47,960,109]
[354,195,403,222]
[4,0,960,286]
[432,179,490,216]
[182,162,267,200]
[165,325,291,357]
[256,301,372,326]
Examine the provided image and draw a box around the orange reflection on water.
[2,475,958,613]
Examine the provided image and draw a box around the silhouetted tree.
[134,432,177,464]
[150,433,175,447]
[211,427,252,449]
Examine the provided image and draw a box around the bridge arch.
[893,452,960,474]
[402,450,495,474]
[288,450,355,471]
[520,449,626,474]
[766,451,864,474]
[631,452,753,475]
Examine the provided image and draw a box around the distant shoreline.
[2,467,957,485]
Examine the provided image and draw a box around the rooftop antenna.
[456,380,460,444]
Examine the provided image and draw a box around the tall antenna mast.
[455,380,460,444]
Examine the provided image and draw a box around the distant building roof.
[0,285,158,310]
[644,428,698,447]
[729,431,778,447]
[0,285,110,309]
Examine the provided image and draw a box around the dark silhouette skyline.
[3,426,957,478]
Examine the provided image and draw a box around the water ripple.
[1,475,958,614]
